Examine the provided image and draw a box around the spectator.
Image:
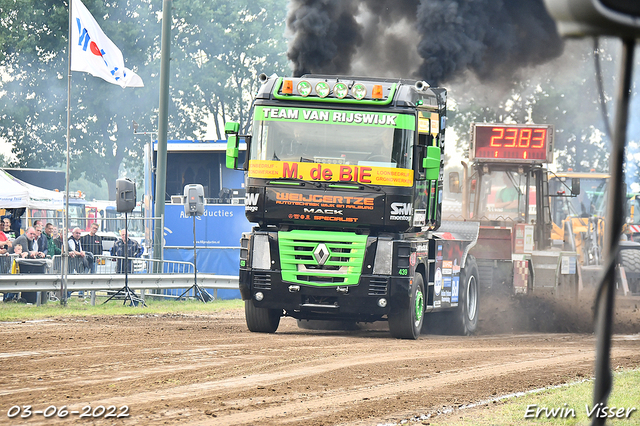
[12,243,28,259]
[11,227,44,259]
[33,219,49,255]
[34,221,47,256]
[0,237,11,274]
[80,222,102,272]
[110,229,142,274]
[0,225,11,254]
[2,244,25,302]
[44,223,61,258]
[68,227,88,272]
[2,218,16,240]
[52,226,63,251]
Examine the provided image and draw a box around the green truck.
[225,74,480,339]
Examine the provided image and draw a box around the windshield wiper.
[267,177,322,187]
[328,181,383,192]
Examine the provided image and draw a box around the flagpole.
[62,0,73,305]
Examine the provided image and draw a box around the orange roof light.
[282,79,293,94]
[372,85,383,99]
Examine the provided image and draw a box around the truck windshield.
[251,114,415,169]
[472,170,535,222]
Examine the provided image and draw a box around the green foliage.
[170,0,289,137]
[0,0,289,196]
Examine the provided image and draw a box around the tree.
[170,0,289,137]
[0,0,158,198]
[0,0,289,198]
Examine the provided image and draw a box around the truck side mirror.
[422,146,441,181]
[571,178,580,196]
[449,172,461,194]
[225,121,240,169]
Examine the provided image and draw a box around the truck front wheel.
[245,301,281,333]
[388,273,425,339]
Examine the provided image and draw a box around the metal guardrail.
[0,254,239,296]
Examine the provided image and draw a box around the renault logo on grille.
[313,243,330,266]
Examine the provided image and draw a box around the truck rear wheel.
[388,273,425,339]
[244,301,281,333]
[451,255,479,335]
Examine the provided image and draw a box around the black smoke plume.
[286,0,563,85]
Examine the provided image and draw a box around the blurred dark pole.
[591,37,635,426]
[153,0,171,271]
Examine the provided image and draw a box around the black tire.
[620,249,640,273]
[450,255,479,335]
[388,273,425,339]
[244,301,281,333]
[619,249,640,293]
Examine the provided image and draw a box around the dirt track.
[1,300,639,426]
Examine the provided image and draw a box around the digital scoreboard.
[470,123,554,163]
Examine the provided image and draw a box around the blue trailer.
[148,139,252,299]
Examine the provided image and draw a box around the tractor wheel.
[244,300,281,333]
[388,273,425,339]
[620,249,640,293]
[620,249,640,272]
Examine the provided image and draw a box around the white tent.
[0,169,64,210]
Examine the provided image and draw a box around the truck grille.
[278,230,367,286]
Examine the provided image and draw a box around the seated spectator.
[11,227,45,259]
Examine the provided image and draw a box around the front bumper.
[240,269,412,322]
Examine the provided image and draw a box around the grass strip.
[0,296,243,321]
[425,368,640,426]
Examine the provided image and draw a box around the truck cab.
[226,74,481,339]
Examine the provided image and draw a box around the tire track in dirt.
[2,314,639,426]
[180,349,618,425]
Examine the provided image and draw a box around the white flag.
[71,0,144,88]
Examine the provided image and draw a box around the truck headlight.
[251,234,271,269]
[373,238,393,275]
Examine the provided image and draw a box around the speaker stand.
[177,214,212,303]
[103,211,146,307]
